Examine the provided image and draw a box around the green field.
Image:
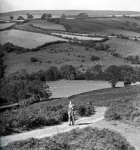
[61,19,140,36]
[0,29,67,48]
[0,23,15,30]
[83,17,132,30]
[14,24,48,32]
[25,20,66,31]
[111,17,140,28]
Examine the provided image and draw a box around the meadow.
[0,29,67,48]
[25,20,66,31]
[0,23,15,30]
[46,80,140,98]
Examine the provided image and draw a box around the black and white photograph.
[0,0,140,149]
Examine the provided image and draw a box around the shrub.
[76,102,95,117]
[91,55,100,61]
[30,57,38,62]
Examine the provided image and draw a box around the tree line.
[1,64,140,104]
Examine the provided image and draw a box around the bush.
[91,55,100,61]
[30,57,38,62]
[0,104,68,135]
[76,102,95,117]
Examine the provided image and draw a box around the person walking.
[68,101,75,125]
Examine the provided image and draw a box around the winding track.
[0,107,106,147]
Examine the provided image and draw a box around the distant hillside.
[0,10,140,20]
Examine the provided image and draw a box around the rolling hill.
[0,10,140,20]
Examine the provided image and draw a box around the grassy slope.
[3,43,130,75]
[0,29,67,48]
[104,38,140,56]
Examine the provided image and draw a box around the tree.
[10,16,14,20]
[46,14,52,19]
[133,22,138,28]
[60,65,76,80]
[61,14,66,20]
[41,14,52,20]
[41,14,47,20]
[120,65,137,86]
[46,66,60,81]
[17,16,25,20]
[91,55,100,61]
[26,13,33,19]
[105,65,121,88]
[125,21,129,26]
[63,24,71,31]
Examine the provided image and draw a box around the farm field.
[104,38,140,56]
[0,23,15,29]
[25,20,66,31]
[14,24,49,33]
[51,32,104,40]
[111,17,140,28]
[61,19,140,36]
[0,29,67,48]
[3,43,130,76]
[83,17,132,30]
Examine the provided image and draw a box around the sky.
[0,0,140,13]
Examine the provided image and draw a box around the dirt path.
[1,107,140,150]
[0,107,106,147]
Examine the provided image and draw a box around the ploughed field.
[0,29,67,48]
